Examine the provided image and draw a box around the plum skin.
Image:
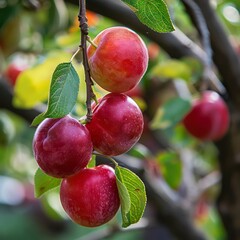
[33,115,93,178]
[86,93,144,156]
[60,165,120,227]
[183,91,229,141]
[87,26,148,93]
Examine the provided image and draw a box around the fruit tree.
[0,0,240,240]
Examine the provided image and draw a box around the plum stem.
[70,47,81,62]
[78,0,96,122]
[87,36,98,48]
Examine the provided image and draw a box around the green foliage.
[32,62,80,126]
[128,143,151,159]
[164,124,197,148]
[181,57,204,83]
[13,52,73,109]
[150,59,192,82]
[197,207,226,240]
[156,151,182,189]
[0,4,19,29]
[0,111,15,145]
[150,97,191,129]
[44,62,79,117]
[0,1,230,238]
[46,0,68,36]
[121,0,174,32]
[115,166,147,228]
[34,168,61,198]
[216,1,240,36]
[87,155,96,168]
[56,32,80,49]
[41,192,63,221]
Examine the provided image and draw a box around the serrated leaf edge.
[115,166,147,228]
[34,168,61,198]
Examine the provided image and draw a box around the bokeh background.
[0,0,240,239]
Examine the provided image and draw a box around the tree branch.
[192,0,240,108]
[99,154,208,240]
[144,173,207,240]
[67,0,205,60]
[181,1,240,239]
[0,74,207,239]
[3,1,239,239]
[180,0,215,92]
[78,0,95,122]
[66,0,225,95]
[180,0,212,66]
[0,78,42,123]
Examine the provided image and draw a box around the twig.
[0,78,45,124]
[70,47,81,62]
[65,0,204,60]
[181,0,212,67]
[193,0,240,108]
[78,0,96,122]
[197,171,221,194]
[0,77,208,239]
[180,0,225,93]
[79,0,225,95]
[144,171,207,240]
[97,154,208,240]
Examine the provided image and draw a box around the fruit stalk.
[78,0,95,122]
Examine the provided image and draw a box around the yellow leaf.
[150,108,169,129]
[132,97,147,111]
[13,52,83,109]
[150,59,191,81]
[56,32,80,48]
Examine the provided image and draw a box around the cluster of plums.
[33,25,229,228]
[33,27,148,227]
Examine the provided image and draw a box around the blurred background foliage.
[0,0,239,239]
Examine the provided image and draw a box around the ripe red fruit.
[87,26,148,93]
[5,63,27,86]
[183,91,229,140]
[33,116,93,178]
[86,93,144,156]
[60,165,120,227]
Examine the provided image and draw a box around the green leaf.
[0,112,15,145]
[156,151,182,189]
[150,97,191,129]
[164,124,197,148]
[30,62,80,126]
[128,143,151,159]
[34,168,61,198]
[181,57,204,83]
[115,166,147,228]
[31,113,46,127]
[13,52,73,109]
[87,155,96,168]
[44,62,80,118]
[0,5,19,29]
[121,0,174,33]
